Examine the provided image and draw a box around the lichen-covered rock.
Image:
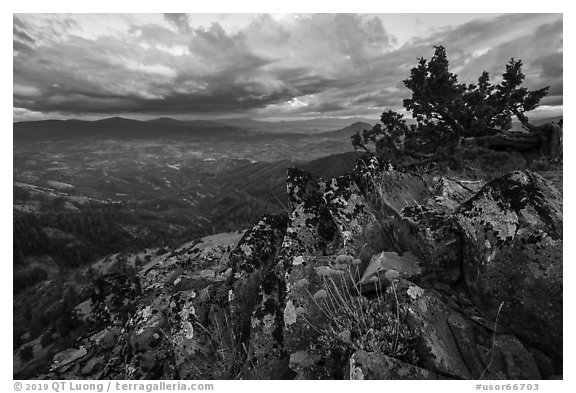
[359,251,423,288]
[229,215,288,277]
[277,169,340,275]
[91,273,141,328]
[283,256,332,352]
[50,347,88,372]
[123,290,174,379]
[390,204,462,283]
[238,170,342,379]
[120,281,235,380]
[45,229,251,381]
[348,350,443,380]
[41,161,562,381]
[47,324,126,379]
[228,215,288,348]
[428,177,485,213]
[245,269,294,379]
[324,173,385,262]
[167,284,234,379]
[140,232,241,289]
[445,311,541,380]
[385,279,542,380]
[455,170,562,362]
[355,157,430,215]
[387,279,474,379]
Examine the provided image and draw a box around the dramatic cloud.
[13,13,562,121]
[164,13,191,32]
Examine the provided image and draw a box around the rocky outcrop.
[228,214,288,351]
[91,273,141,328]
[44,157,562,380]
[392,204,463,283]
[455,171,563,363]
[427,177,485,213]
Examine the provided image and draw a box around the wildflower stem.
[479,302,505,380]
[392,281,400,353]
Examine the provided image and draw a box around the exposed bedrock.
[454,170,563,363]
[44,157,563,380]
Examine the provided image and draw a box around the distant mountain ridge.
[13,116,377,140]
[318,121,372,137]
[13,117,250,141]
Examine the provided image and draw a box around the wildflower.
[313,289,328,300]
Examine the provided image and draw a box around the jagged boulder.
[228,214,288,349]
[354,157,429,215]
[359,251,423,288]
[385,279,541,380]
[140,232,243,289]
[123,289,174,379]
[277,168,340,274]
[427,177,485,213]
[283,256,332,354]
[324,173,386,263]
[168,284,233,379]
[245,269,294,379]
[243,170,341,379]
[387,279,474,379]
[121,282,235,380]
[455,170,562,363]
[389,204,462,283]
[354,158,463,283]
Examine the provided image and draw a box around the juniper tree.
[353,45,552,157]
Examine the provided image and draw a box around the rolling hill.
[13,117,252,141]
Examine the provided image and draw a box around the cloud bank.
[13,13,562,120]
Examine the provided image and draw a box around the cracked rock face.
[455,170,563,362]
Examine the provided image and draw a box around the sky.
[13,13,563,121]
